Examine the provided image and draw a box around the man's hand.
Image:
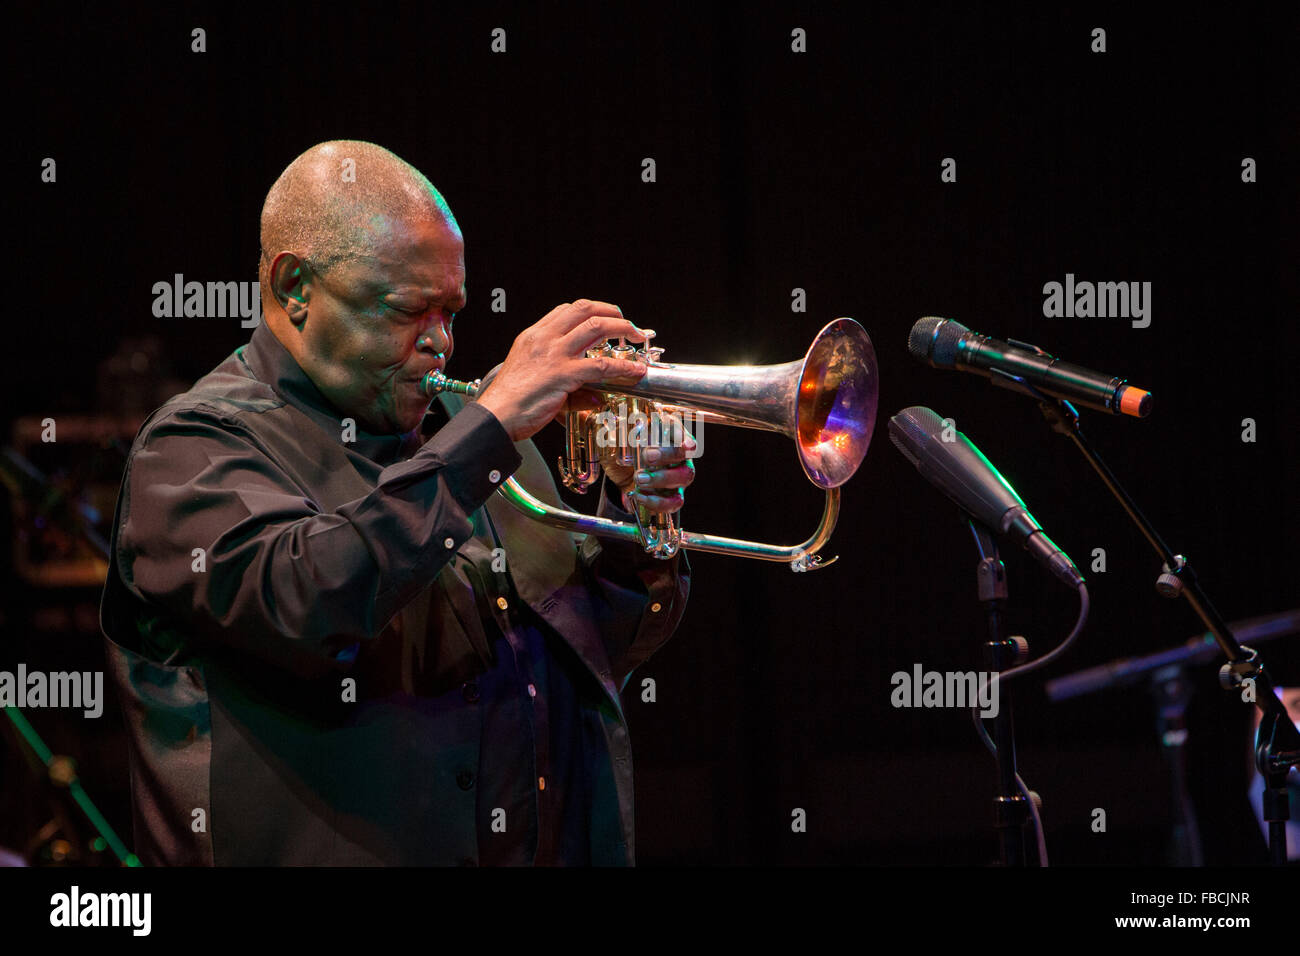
[579,403,697,516]
[474,300,648,442]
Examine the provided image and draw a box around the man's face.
[297,215,466,435]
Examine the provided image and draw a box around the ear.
[269,252,311,325]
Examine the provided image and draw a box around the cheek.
[361,328,412,370]
[318,311,378,362]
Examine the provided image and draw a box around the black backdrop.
[6,3,1297,866]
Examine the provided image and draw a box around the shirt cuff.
[418,401,521,515]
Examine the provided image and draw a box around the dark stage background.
[4,3,1297,867]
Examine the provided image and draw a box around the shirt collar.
[238,322,429,465]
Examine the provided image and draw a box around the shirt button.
[527,683,537,698]
[488,469,501,484]
[443,537,455,549]
[456,770,475,790]
[496,597,508,610]
[650,602,662,612]
[462,681,480,703]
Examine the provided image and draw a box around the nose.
[416,317,453,358]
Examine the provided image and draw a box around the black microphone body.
[888,406,1085,588]
[908,317,1151,418]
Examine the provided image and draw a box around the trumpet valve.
[642,510,682,558]
[558,407,601,492]
[557,457,599,492]
[635,329,664,364]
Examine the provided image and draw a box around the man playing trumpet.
[101,140,694,866]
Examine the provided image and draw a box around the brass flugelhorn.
[423,318,878,571]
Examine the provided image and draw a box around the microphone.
[888,406,1085,588]
[908,317,1152,418]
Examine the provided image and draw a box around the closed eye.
[385,301,428,320]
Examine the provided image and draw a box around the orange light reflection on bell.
[809,431,851,455]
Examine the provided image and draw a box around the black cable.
[971,581,1091,866]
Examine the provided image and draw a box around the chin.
[394,403,433,434]
[355,409,416,436]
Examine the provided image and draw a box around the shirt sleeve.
[113,401,522,676]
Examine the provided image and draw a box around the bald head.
[259,140,457,289]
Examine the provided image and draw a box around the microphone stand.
[968,519,1033,865]
[1045,609,1300,864]
[991,370,1300,864]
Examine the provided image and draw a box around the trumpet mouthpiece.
[422,370,481,397]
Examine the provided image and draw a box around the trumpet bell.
[795,318,878,489]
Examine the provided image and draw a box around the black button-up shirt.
[427,402,601,866]
[102,321,689,865]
